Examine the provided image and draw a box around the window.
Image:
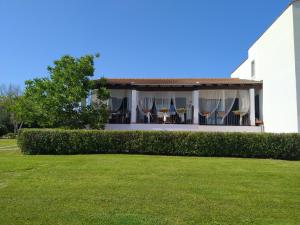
[251,60,256,78]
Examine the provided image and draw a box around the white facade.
[231,1,300,133]
[294,2,300,132]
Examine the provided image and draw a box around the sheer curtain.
[109,98,123,112]
[238,90,250,125]
[109,90,128,112]
[127,91,132,113]
[199,90,222,122]
[174,92,192,123]
[174,97,186,109]
[238,90,250,115]
[136,91,193,123]
[155,94,172,111]
[139,97,154,111]
[219,90,237,124]
[138,92,154,123]
[174,97,186,122]
[198,90,237,125]
[169,93,176,115]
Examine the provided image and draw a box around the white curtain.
[219,90,237,123]
[156,96,172,111]
[174,97,186,122]
[137,92,154,123]
[109,98,123,112]
[138,92,173,111]
[237,90,250,125]
[199,90,222,118]
[109,89,128,112]
[175,92,192,122]
[174,97,186,109]
[198,90,237,124]
[238,90,250,116]
[127,91,132,112]
[140,97,153,121]
[136,91,193,122]
[138,97,154,111]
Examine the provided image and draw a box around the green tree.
[87,77,110,129]
[0,84,25,134]
[17,54,109,129]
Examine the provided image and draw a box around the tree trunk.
[14,122,23,134]
[18,122,23,131]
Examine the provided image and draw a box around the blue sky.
[0,0,292,87]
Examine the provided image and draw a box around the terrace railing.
[199,111,250,126]
[108,109,250,126]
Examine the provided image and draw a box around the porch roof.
[96,78,262,90]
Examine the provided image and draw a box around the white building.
[231,0,300,133]
[93,0,300,133]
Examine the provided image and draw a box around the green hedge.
[17,129,300,160]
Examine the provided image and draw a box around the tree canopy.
[15,54,109,130]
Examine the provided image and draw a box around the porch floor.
[105,124,263,133]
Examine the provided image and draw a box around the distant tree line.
[0,54,109,137]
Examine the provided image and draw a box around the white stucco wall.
[293,2,300,131]
[231,5,299,133]
[231,59,250,79]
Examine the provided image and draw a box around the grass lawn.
[0,139,299,225]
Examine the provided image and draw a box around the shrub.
[17,129,300,160]
[0,124,8,137]
[1,132,17,139]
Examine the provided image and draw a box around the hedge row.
[17,129,300,160]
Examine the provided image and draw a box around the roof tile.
[106,78,262,86]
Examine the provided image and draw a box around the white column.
[249,88,255,126]
[130,90,137,124]
[192,90,199,124]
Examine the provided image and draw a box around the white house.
[232,0,300,133]
[93,0,300,133]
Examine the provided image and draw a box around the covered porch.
[99,78,263,132]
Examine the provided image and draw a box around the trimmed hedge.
[17,129,300,160]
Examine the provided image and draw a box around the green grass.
[0,139,299,225]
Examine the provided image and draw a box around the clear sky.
[0,0,292,87]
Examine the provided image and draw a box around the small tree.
[16,54,109,129]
